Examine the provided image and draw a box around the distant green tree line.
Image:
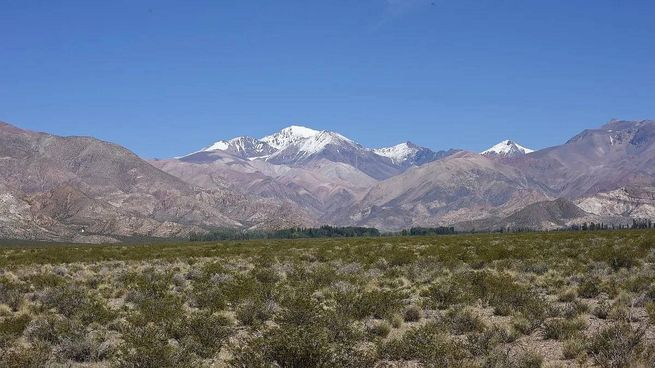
[399,227,456,236]
[189,225,381,241]
[189,225,463,241]
[567,219,653,231]
[190,219,654,241]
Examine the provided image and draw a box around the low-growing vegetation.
[1,229,655,366]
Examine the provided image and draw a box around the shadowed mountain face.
[0,122,309,242]
[454,198,591,232]
[341,152,550,230]
[2,119,655,241]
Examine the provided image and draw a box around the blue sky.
[1,0,654,158]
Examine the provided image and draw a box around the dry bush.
[588,323,645,368]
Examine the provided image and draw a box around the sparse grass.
[543,318,586,340]
[0,229,654,366]
[562,336,587,360]
[369,320,392,338]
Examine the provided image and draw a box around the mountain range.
[2,119,654,242]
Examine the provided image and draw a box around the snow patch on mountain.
[261,125,320,150]
[481,140,534,158]
[373,142,418,164]
[182,125,450,175]
[204,140,229,151]
[294,131,354,157]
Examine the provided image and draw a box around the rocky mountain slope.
[151,152,376,220]
[0,122,308,242]
[373,142,460,169]
[455,198,592,231]
[3,119,655,241]
[159,120,655,232]
[506,120,655,198]
[343,151,550,229]
[576,186,655,219]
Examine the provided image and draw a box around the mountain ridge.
[2,119,655,241]
[182,125,455,180]
[0,121,310,242]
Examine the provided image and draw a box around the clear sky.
[1,0,654,158]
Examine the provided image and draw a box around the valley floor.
[2,230,655,367]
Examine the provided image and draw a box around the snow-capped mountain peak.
[373,142,419,164]
[292,130,355,157]
[481,140,534,158]
[201,136,276,158]
[261,125,321,150]
[203,140,229,152]
[179,125,450,177]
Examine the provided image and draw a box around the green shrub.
[386,247,417,267]
[483,347,542,367]
[403,305,422,322]
[593,300,610,319]
[515,350,543,368]
[608,305,630,322]
[542,318,586,340]
[28,272,66,289]
[191,283,228,311]
[424,270,543,321]
[645,301,655,325]
[424,280,465,309]
[175,310,232,358]
[233,326,333,368]
[55,336,95,362]
[114,323,194,368]
[558,289,577,302]
[253,268,282,285]
[562,337,586,360]
[594,246,640,271]
[24,314,79,345]
[578,277,601,298]
[369,320,391,338]
[236,299,273,326]
[389,314,403,328]
[465,327,506,355]
[511,316,533,335]
[78,295,117,325]
[560,299,590,318]
[588,323,644,368]
[0,279,24,311]
[40,285,88,317]
[0,313,31,345]
[2,225,655,367]
[0,341,51,368]
[277,292,321,326]
[445,308,486,335]
[381,322,471,366]
[342,289,404,319]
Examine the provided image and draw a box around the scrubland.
[2,230,655,367]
